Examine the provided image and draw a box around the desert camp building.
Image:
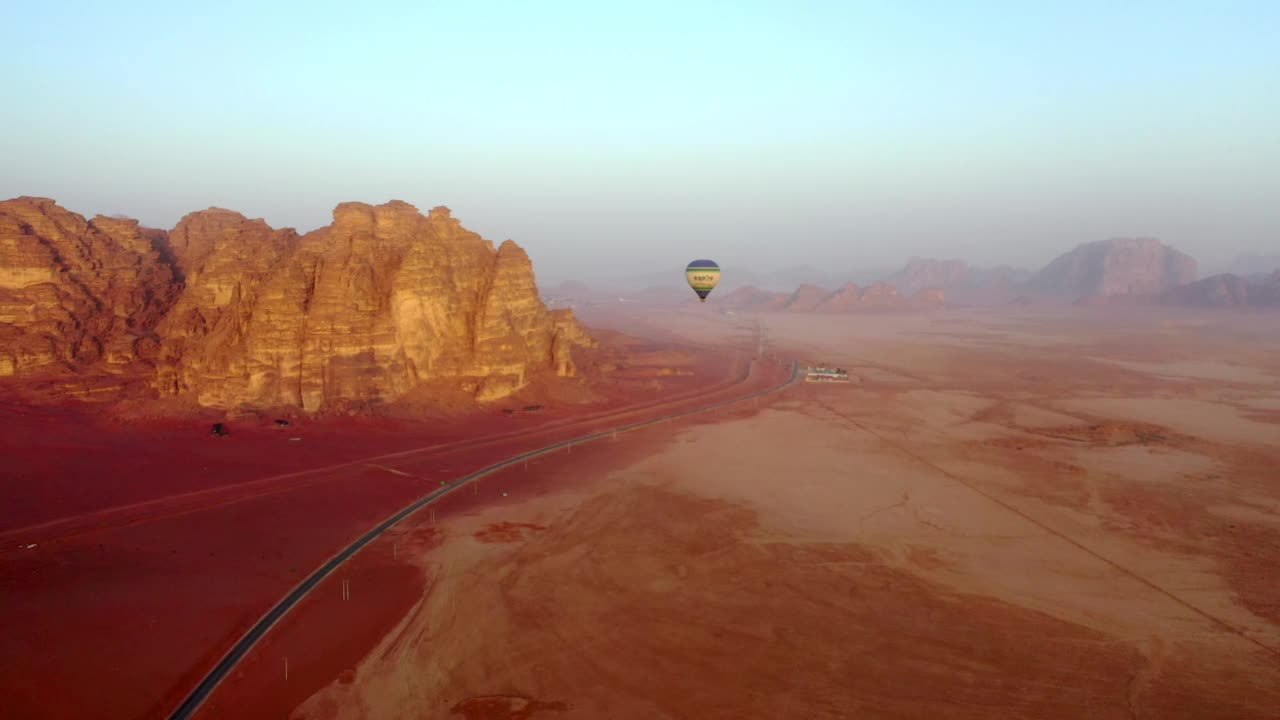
[805,366,851,383]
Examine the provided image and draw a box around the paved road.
[168,358,799,719]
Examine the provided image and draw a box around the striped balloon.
[685,259,721,302]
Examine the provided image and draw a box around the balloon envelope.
[685,259,721,302]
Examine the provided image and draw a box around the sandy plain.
[282,304,1280,720]
[0,327,777,720]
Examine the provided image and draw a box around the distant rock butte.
[1027,237,1197,298]
[0,198,593,410]
[780,284,828,312]
[1161,271,1280,308]
[712,282,944,312]
[886,257,970,295]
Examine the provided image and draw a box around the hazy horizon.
[5,1,1277,283]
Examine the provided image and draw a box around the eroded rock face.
[0,197,591,409]
[155,202,590,410]
[1028,238,1197,298]
[0,197,179,376]
[549,308,593,378]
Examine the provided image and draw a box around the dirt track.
[289,305,1280,719]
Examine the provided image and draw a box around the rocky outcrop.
[886,258,969,295]
[713,285,788,311]
[154,202,590,410]
[549,308,593,378]
[780,284,828,312]
[855,282,903,308]
[882,258,1030,303]
[807,282,940,311]
[1161,271,1280,308]
[813,283,862,312]
[1027,238,1197,298]
[0,197,591,410]
[704,279,945,314]
[0,197,179,376]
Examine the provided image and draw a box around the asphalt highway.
[169,357,799,720]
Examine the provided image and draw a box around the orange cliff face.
[0,197,180,377]
[0,198,592,411]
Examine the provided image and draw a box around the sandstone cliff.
[0,197,179,377]
[0,198,591,411]
[1027,238,1197,298]
[154,202,590,410]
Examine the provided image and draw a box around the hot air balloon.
[686,259,721,302]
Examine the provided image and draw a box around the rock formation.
[853,282,903,309]
[805,283,855,312]
[885,258,969,295]
[154,202,590,410]
[0,197,179,377]
[0,198,592,410]
[779,284,828,312]
[1161,271,1280,308]
[882,257,1030,303]
[713,286,788,311]
[708,281,946,313]
[1027,238,1197,298]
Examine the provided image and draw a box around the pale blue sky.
[4,0,1278,283]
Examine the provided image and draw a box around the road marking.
[365,464,412,477]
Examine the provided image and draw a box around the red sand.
[0,319,779,720]
[254,305,1280,720]
[190,362,791,719]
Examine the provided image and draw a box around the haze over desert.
[4,2,1280,719]
[215,305,1280,719]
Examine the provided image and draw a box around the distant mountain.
[1218,253,1280,277]
[1026,238,1197,298]
[1162,271,1280,308]
[885,258,969,294]
[779,283,828,312]
[883,257,1032,302]
[710,282,945,313]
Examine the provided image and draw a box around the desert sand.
[0,328,776,720]
[271,304,1280,719]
